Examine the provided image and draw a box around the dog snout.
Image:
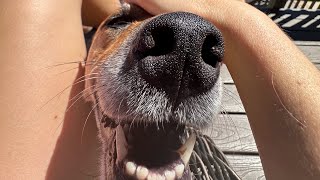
[133,12,224,103]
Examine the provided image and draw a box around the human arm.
[0,0,86,179]
[0,0,117,179]
[125,0,320,179]
[82,0,121,27]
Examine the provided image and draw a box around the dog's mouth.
[102,116,196,179]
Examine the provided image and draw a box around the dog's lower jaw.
[90,105,117,180]
[93,102,199,180]
[93,74,222,180]
[98,127,117,180]
[95,115,197,180]
[97,126,195,180]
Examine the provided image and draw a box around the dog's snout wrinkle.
[132,12,224,104]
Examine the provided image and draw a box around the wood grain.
[226,155,265,180]
[297,45,320,63]
[295,41,320,46]
[220,65,233,84]
[205,114,257,152]
[221,84,245,113]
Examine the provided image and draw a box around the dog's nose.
[133,12,224,103]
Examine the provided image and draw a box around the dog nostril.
[201,33,223,68]
[143,27,175,57]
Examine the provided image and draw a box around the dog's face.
[85,3,224,180]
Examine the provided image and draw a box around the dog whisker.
[74,72,99,83]
[43,62,97,78]
[89,61,105,74]
[68,84,97,104]
[40,74,100,114]
[65,84,105,113]
[117,98,125,123]
[217,106,243,151]
[81,102,100,145]
[128,112,139,133]
[53,65,97,76]
[222,87,245,112]
[43,60,87,69]
[51,83,105,137]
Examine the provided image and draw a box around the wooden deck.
[207,2,320,179]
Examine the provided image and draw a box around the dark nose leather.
[133,12,224,104]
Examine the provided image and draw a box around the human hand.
[124,0,246,26]
[123,0,254,65]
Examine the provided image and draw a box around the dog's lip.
[112,122,196,179]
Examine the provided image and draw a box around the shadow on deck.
[250,0,320,41]
[268,9,320,41]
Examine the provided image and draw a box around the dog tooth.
[125,161,136,176]
[174,164,185,178]
[178,133,196,165]
[136,166,149,180]
[147,172,156,180]
[155,174,165,180]
[116,126,128,162]
[164,170,175,180]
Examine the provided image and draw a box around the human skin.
[1,0,320,180]
[125,0,320,179]
[82,0,121,27]
[0,0,119,179]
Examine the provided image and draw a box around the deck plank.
[226,155,265,180]
[221,84,245,113]
[220,65,233,84]
[206,114,257,152]
[294,41,320,46]
[297,45,320,63]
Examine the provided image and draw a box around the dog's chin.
[99,112,196,180]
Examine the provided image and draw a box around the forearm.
[218,3,320,179]
[0,0,86,178]
[82,0,121,27]
[126,0,320,179]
